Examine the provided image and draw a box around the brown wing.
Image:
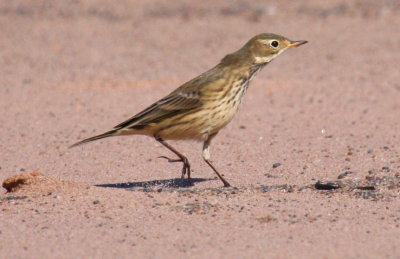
[114,93,201,129]
[114,65,227,130]
[113,84,200,129]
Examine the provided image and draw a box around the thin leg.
[155,137,191,182]
[202,134,231,187]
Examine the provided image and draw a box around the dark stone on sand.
[315,181,341,190]
[272,163,282,169]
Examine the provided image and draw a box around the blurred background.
[1,0,399,85]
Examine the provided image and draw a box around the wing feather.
[114,66,226,130]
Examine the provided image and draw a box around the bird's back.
[114,53,260,141]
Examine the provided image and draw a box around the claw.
[155,138,192,183]
[158,156,183,163]
[180,164,188,179]
[158,155,190,179]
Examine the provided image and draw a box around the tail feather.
[69,129,119,148]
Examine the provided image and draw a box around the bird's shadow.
[95,177,210,190]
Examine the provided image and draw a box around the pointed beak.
[288,40,308,48]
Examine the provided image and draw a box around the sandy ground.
[1,0,400,258]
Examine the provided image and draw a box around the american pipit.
[70,33,307,187]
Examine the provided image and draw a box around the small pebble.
[263,186,273,192]
[365,175,374,180]
[338,171,353,179]
[367,149,373,153]
[93,200,100,205]
[315,181,341,190]
[361,192,377,199]
[382,166,390,172]
[264,173,277,178]
[5,196,27,201]
[272,163,282,169]
[356,186,375,191]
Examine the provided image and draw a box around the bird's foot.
[158,156,191,182]
[158,156,182,163]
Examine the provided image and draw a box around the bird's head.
[243,33,307,65]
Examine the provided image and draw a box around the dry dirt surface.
[1,0,400,258]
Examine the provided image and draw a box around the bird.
[70,33,307,187]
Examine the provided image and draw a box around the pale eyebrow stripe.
[258,39,270,44]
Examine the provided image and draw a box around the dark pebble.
[93,200,100,205]
[263,186,274,192]
[20,168,26,172]
[382,166,390,172]
[315,181,341,190]
[356,186,375,191]
[5,196,27,201]
[367,149,374,153]
[272,163,282,169]
[361,192,377,199]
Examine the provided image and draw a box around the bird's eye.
[270,40,279,48]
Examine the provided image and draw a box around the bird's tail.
[69,129,119,148]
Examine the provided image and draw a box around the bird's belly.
[154,102,240,141]
[204,102,239,133]
[154,80,247,141]
[204,86,246,133]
